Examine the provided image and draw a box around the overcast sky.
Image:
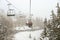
[0,0,60,19]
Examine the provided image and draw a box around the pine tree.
[48,3,60,40]
[41,18,47,38]
[44,18,47,37]
[55,3,60,40]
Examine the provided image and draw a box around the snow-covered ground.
[15,26,31,30]
[14,26,44,40]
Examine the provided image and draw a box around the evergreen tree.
[44,18,47,37]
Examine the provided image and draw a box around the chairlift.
[7,9,15,16]
[26,21,33,28]
[8,3,11,6]
[7,14,15,16]
[7,2,15,16]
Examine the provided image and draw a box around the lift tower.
[26,0,33,28]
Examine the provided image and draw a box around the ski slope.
[14,26,44,40]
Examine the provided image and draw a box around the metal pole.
[30,0,31,14]
[29,0,31,21]
[29,0,32,38]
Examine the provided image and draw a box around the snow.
[43,37,49,40]
[15,26,31,30]
[14,26,44,40]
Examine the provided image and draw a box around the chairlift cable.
[5,0,20,11]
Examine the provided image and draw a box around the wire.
[5,0,20,11]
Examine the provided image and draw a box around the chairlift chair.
[7,13,15,16]
[7,9,15,16]
[26,20,33,28]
